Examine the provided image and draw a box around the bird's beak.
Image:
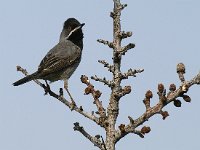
[80,23,85,28]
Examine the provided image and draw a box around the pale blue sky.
[1,0,200,150]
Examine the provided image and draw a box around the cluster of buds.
[143,90,153,110]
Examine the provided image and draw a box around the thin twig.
[91,75,115,88]
[73,122,103,149]
[16,66,100,124]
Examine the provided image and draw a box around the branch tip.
[158,83,164,93]
[121,68,144,80]
[91,75,115,88]
[81,75,90,85]
[145,90,153,99]
[128,116,134,124]
[177,63,186,74]
[119,31,132,39]
[120,43,135,56]
[177,63,186,82]
[97,39,114,48]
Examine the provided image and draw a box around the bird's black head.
[60,18,85,49]
[63,18,82,29]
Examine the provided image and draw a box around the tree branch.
[98,60,114,73]
[118,31,132,39]
[97,39,114,49]
[104,0,126,149]
[114,71,200,143]
[15,1,200,149]
[91,75,115,88]
[81,75,107,122]
[120,68,144,79]
[73,122,104,150]
[119,43,135,56]
[16,66,100,125]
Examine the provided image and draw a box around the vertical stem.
[105,0,122,150]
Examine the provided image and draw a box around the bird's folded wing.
[38,41,81,75]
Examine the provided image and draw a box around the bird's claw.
[42,80,50,95]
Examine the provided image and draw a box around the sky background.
[1,0,200,150]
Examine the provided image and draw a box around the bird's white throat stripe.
[65,25,82,40]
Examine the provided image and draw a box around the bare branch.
[118,31,132,39]
[98,60,114,73]
[104,0,126,149]
[16,66,100,125]
[119,43,135,56]
[91,75,115,88]
[188,72,200,86]
[115,127,144,143]
[97,39,114,49]
[114,73,200,143]
[81,75,106,120]
[15,1,200,149]
[119,4,127,10]
[73,122,104,149]
[120,68,144,79]
[114,86,131,98]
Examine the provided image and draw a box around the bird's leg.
[64,80,76,109]
[42,80,50,95]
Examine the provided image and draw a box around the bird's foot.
[42,80,51,95]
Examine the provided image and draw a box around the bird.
[13,18,85,91]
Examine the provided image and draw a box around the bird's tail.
[13,72,38,86]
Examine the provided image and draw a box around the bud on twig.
[141,126,151,134]
[174,99,182,107]
[169,84,176,91]
[94,90,102,99]
[176,63,186,82]
[161,111,169,120]
[145,90,153,99]
[119,124,126,133]
[123,86,132,94]
[158,83,164,93]
[177,63,185,74]
[143,90,153,110]
[81,75,89,84]
[84,85,93,95]
[182,95,191,102]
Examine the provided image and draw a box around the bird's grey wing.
[38,40,81,76]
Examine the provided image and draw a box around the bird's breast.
[60,60,81,80]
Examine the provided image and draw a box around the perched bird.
[13,18,85,90]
